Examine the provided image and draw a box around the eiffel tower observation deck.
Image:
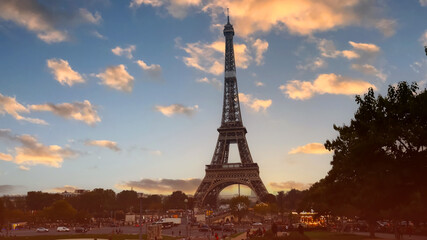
[194,13,269,208]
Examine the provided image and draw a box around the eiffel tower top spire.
[221,11,243,128]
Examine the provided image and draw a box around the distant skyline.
[1,0,427,196]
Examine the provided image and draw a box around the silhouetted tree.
[44,200,77,222]
[305,82,427,239]
[116,190,138,213]
[230,196,250,222]
[164,191,188,210]
[26,191,62,211]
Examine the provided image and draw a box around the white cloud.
[155,104,199,117]
[136,60,163,81]
[238,93,272,112]
[375,19,396,37]
[96,65,135,92]
[0,129,78,168]
[289,143,330,154]
[252,39,268,65]
[78,8,102,24]
[30,100,100,126]
[91,30,107,40]
[196,77,222,90]
[47,58,85,87]
[255,81,264,87]
[85,140,121,152]
[280,73,376,100]
[116,178,202,194]
[297,57,326,71]
[130,0,201,19]
[0,93,47,125]
[112,45,136,59]
[351,64,387,82]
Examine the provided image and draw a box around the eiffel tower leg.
[237,137,253,164]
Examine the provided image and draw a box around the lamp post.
[138,193,145,240]
[184,198,189,239]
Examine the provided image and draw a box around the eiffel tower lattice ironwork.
[194,14,269,208]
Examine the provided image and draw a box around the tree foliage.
[304,82,427,237]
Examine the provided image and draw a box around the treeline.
[0,189,194,225]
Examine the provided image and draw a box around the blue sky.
[1,0,427,196]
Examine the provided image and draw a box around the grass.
[305,231,371,240]
[0,234,178,240]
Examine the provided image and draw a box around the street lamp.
[184,198,189,239]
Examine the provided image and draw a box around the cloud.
[288,143,330,154]
[47,58,85,86]
[155,104,199,117]
[348,41,380,53]
[316,39,360,60]
[280,73,376,100]
[238,93,272,112]
[202,0,395,37]
[96,65,135,92]
[29,100,100,126]
[269,181,312,191]
[178,39,250,75]
[91,30,107,40]
[255,81,264,87]
[116,178,202,194]
[351,64,387,81]
[196,77,222,90]
[136,60,163,81]
[19,165,30,171]
[421,0,427,6]
[49,185,78,193]
[252,39,268,65]
[0,1,101,43]
[112,45,136,59]
[297,57,326,71]
[0,93,47,125]
[0,152,13,161]
[0,185,18,194]
[420,30,427,46]
[85,140,121,152]
[0,129,78,168]
[78,8,102,25]
[130,0,201,19]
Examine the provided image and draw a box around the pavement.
[353,232,427,240]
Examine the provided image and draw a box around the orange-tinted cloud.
[116,178,202,194]
[136,60,163,81]
[196,77,222,90]
[155,104,199,117]
[85,140,121,152]
[47,59,85,87]
[96,65,134,92]
[0,129,78,168]
[30,100,100,126]
[280,73,376,100]
[112,45,136,59]
[288,143,330,154]
[269,181,312,191]
[0,93,47,125]
[239,93,272,112]
[0,152,13,161]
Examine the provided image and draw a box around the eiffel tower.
[194,13,269,208]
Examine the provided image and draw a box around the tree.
[116,190,138,213]
[306,82,427,239]
[26,191,62,210]
[164,191,187,210]
[0,198,4,228]
[230,196,250,222]
[44,200,77,222]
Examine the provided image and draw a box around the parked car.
[210,224,222,230]
[223,223,235,232]
[36,227,49,233]
[57,226,70,232]
[252,222,263,226]
[75,227,88,233]
[199,224,210,232]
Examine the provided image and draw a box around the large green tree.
[230,196,250,222]
[305,82,427,238]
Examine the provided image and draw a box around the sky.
[1,0,427,197]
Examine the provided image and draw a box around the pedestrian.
[179,230,181,236]
[172,230,174,236]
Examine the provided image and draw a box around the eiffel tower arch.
[194,14,269,208]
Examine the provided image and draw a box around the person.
[172,230,174,236]
[272,223,278,237]
[298,224,304,235]
[179,230,181,236]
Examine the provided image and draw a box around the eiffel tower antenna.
[194,14,268,209]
